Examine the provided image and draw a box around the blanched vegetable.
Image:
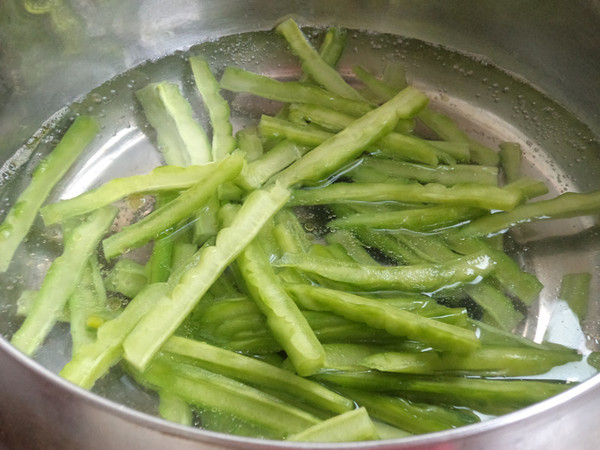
[3,20,599,444]
[11,205,117,356]
[136,81,211,165]
[0,116,99,272]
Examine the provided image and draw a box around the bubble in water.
[304,222,315,232]
[90,93,103,104]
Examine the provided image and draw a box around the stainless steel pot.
[1,1,599,449]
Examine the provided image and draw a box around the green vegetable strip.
[317,371,573,416]
[171,241,198,273]
[189,56,236,160]
[198,409,278,439]
[219,183,246,202]
[417,107,470,143]
[346,163,414,184]
[286,103,437,165]
[499,142,523,184]
[275,18,366,102]
[122,183,290,371]
[287,102,360,132]
[147,192,179,284]
[313,26,347,68]
[158,391,193,426]
[469,318,556,350]
[587,353,600,371]
[136,82,211,166]
[236,127,263,162]
[60,283,169,389]
[350,66,415,129]
[329,205,485,232]
[147,229,174,284]
[236,140,307,190]
[149,235,174,283]
[288,102,416,137]
[192,194,220,245]
[16,291,45,319]
[382,62,408,92]
[259,115,333,147]
[335,388,479,434]
[445,236,543,305]
[40,163,220,225]
[269,210,320,284]
[307,313,400,345]
[162,336,352,414]
[418,107,499,166]
[220,66,373,117]
[291,182,522,211]
[199,306,401,351]
[219,182,246,201]
[68,258,107,352]
[350,225,421,265]
[280,250,496,293]
[11,206,117,356]
[213,317,269,342]
[138,358,320,437]
[0,116,99,272]
[391,232,524,330]
[331,346,400,371]
[458,191,600,238]
[236,237,326,376]
[504,176,549,200]
[361,346,581,376]
[391,232,458,264]
[374,132,441,166]
[352,65,398,103]
[102,152,244,259]
[273,25,347,119]
[428,141,471,163]
[196,296,466,350]
[286,284,480,353]
[373,420,413,440]
[288,407,379,442]
[310,242,353,262]
[272,86,429,187]
[325,230,379,265]
[352,159,499,186]
[378,298,469,326]
[464,281,524,331]
[104,259,148,298]
[559,272,592,321]
[271,210,312,256]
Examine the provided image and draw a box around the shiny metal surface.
[1,1,600,449]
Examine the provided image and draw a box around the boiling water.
[0,28,599,423]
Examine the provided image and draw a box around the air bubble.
[91,93,103,104]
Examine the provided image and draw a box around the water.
[0,28,599,434]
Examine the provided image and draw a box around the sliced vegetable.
[288,407,379,442]
[286,284,481,353]
[11,205,117,356]
[279,250,496,293]
[102,152,244,259]
[189,56,236,160]
[0,116,99,272]
[122,183,290,371]
[136,81,211,165]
